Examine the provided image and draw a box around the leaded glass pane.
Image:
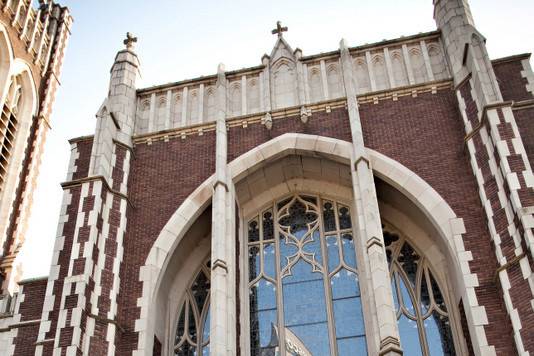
[341,233,357,269]
[263,243,276,279]
[263,210,274,241]
[249,219,260,243]
[385,225,458,356]
[326,235,339,273]
[338,204,352,229]
[250,279,278,355]
[337,336,367,356]
[399,315,423,356]
[398,242,420,287]
[322,201,336,232]
[426,311,455,356]
[174,262,211,355]
[248,196,366,355]
[283,261,330,355]
[191,271,209,313]
[249,246,261,282]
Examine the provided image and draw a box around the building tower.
[0,0,71,298]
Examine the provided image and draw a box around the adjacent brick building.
[2,0,534,355]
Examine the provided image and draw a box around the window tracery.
[247,195,367,356]
[174,261,211,356]
[384,226,456,356]
[0,75,23,191]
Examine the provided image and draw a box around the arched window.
[247,195,367,355]
[174,261,211,355]
[384,226,456,356]
[0,75,23,191]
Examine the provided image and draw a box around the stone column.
[435,0,534,354]
[36,36,139,356]
[339,39,403,356]
[210,63,236,356]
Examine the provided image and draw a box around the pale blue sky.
[21,0,534,278]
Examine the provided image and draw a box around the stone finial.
[340,38,349,52]
[123,32,137,50]
[271,21,288,38]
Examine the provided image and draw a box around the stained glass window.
[248,195,367,355]
[174,262,211,356]
[384,227,456,356]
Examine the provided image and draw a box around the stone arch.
[136,133,488,355]
[409,46,428,83]
[0,60,38,251]
[371,54,388,91]
[390,50,408,87]
[0,22,14,106]
[308,65,323,102]
[272,59,297,109]
[353,57,371,93]
[228,81,241,117]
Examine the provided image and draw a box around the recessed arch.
[136,133,487,356]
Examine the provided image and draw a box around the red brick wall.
[117,132,217,355]
[13,278,47,356]
[72,140,93,181]
[493,58,533,102]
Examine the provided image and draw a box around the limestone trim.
[132,80,452,145]
[135,133,489,356]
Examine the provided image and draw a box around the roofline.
[491,53,531,65]
[136,30,442,95]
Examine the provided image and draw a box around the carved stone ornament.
[300,106,309,124]
[263,112,273,130]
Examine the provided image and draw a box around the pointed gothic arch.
[136,133,486,356]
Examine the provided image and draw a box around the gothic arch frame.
[0,59,38,251]
[0,22,14,107]
[136,133,491,356]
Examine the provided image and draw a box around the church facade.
[2,0,534,355]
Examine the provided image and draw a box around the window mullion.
[273,201,287,356]
[319,197,338,355]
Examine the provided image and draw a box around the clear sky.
[20,0,534,279]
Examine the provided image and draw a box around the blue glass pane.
[425,312,456,356]
[302,229,323,265]
[250,279,278,355]
[399,315,423,356]
[263,243,276,279]
[287,322,330,356]
[331,269,360,300]
[249,246,261,282]
[202,306,210,342]
[282,260,330,355]
[326,235,340,273]
[337,336,367,356]
[202,345,209,356]
[399,275,416,317]
[341,233,357,269]
[333,297,365,338]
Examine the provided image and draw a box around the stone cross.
[271,21,288,38]
[123,32,137,50]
